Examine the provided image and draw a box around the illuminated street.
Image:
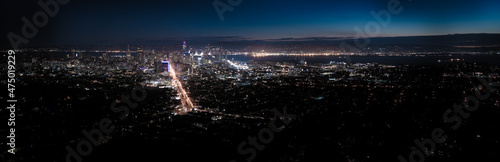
[169,63,194,114]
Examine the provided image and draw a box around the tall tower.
[218,51,222,62]
[161,60,169,73]
[138,46,144,66]
[126,45,131,61]
[183,41,187,54]
[225,51,229,61]
[72,49,78,59]
[103,53,109,61]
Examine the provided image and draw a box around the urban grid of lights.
[226,60,249,70]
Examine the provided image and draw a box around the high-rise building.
[138,46,144,66]
[161,61,169,73]
[71,49,78,59]
[225,51,229,61]
[103,53,109,61]
[126,45,131,61]
[183,41,187,54]
[218,51,222,62]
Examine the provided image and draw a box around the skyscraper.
[138,46,144,66]
[225,51,229,61]
[103,53,109,61]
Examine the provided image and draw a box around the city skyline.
[2,1,500,162]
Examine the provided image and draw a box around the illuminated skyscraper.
[138,46,144,55]
[138,46,144,66]
[71,49,78,59]
[183,41,187,54]
[225,51,229,61]
[218,51,222,62]
[126,45,131,61]
[161,60,169,73]
[103,53,109,61]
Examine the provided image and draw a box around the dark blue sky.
[2,0,500,46]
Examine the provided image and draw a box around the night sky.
[2,0,500,47]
